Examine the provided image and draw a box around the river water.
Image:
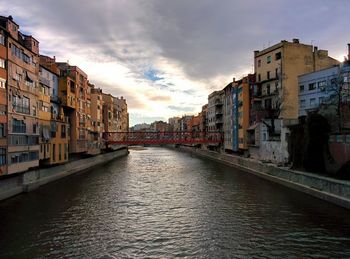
[0,147,350,258]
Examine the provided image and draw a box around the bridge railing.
[103,131,223,145]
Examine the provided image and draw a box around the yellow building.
[40,56,69,165]
[235,75,252,150]
[38,65,52,162]
[254,39,339,122]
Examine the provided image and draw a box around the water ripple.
[1,147,350,258]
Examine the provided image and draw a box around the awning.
[247,124,258,131]
[25,71,33,83]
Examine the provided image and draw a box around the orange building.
[234,75,252,150]
[1,16,40,175]
[57,63,90,154]
[89,84,105,154]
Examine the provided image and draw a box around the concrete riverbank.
[177,146,350,210]
[0,148,129,201]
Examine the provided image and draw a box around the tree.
[319,63,350,132]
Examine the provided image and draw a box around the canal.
[1,147,350,258]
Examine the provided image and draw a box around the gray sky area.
[1,0,349,125]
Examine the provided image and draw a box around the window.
[29,151,38,161]
[275,52,281,60]
[300,99,306,108]
[0,58,5,68]
[51,121,57,138]
[318,81,326,91]
[308,83,316,90]
[64,144,68,160]
[0,34,4,45]
[61,125,66,138]
[0,148,5,165]
[258,60,261,67]
[267,71,270,80]
[12,95,30,114]
[319,97,324,104]
[59,144,62,161]
[299,85,304,92]
[52,144,55,161]
[12,119,26,133]
[267,56,271,63]
[310,98,316,107]
[0,123,5,137]
[258,74,261,82]
[0,78,6,89]
[275,68,278,78]
[267,84,271,95]
[264,98,272,109]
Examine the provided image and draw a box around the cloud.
[148,95,172,102]
[1,0,349,126]
[168,105,195,112]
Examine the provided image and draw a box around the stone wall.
[178,146,350,209]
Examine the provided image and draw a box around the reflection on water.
[0,147,350,258]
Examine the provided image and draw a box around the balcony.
[257,76,279,84]
[215,118,223,124]
[39,77,51,87]
[215,99,223,106]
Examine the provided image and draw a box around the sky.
[1,0,349,126]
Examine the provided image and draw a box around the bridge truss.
[103,131,223,145]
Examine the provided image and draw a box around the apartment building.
[207,90,224,151]
[248,39,339,163]
[90,84,105,154]
[39,55,69,165]
[1,16,40,175]
[38,64,52,162]
[57,63,90,154]
[207,90,224,132]
[0,25,7,174]
[168,117,181,132]
[254,39,339,123]
[233,75,252,152]
[222,82,233,152]
[102,93,115,133]
[199,104,208,134]
[114,96,129,132]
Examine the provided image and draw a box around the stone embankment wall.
[179,146,350,209]
[0,148,128,201]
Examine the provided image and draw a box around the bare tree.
[319,64,350,132]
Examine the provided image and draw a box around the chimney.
[292,38,299,44]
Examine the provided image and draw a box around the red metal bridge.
[103,131,223,145]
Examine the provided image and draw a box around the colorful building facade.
[1,16,40,174]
